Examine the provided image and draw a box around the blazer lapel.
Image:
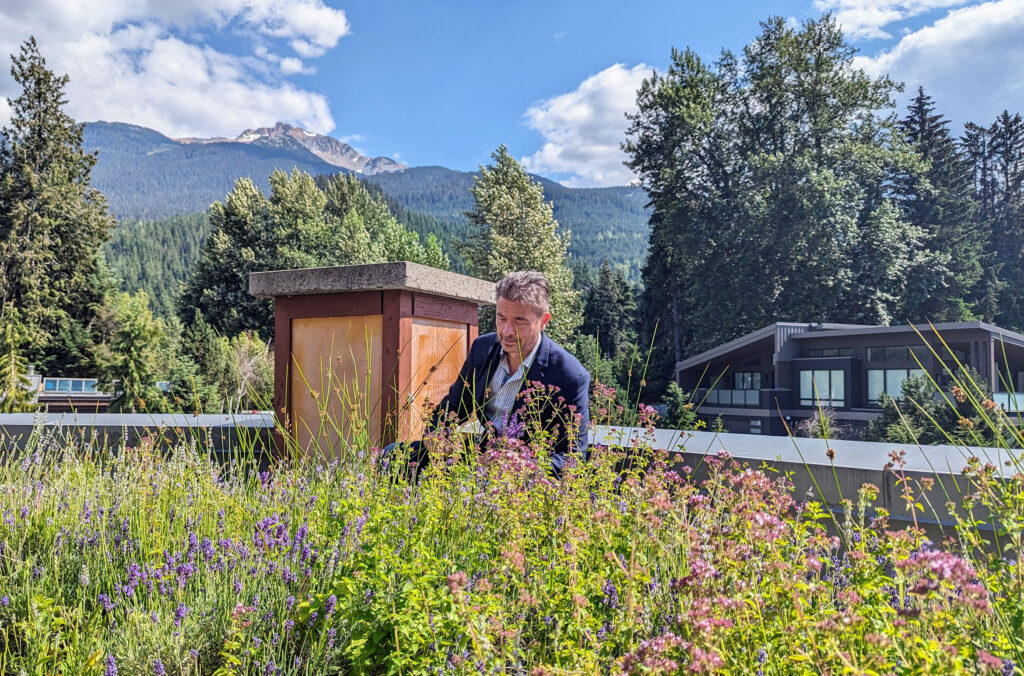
[474,337,504,407]
[523,332,550,384]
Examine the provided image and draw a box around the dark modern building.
[676,321,1024,436]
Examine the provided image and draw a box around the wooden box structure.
[250,262,495,459]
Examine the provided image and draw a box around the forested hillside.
[366,167,650,279]
[105,213,212,317]
[84,124,652,280]
[84,122,341,219]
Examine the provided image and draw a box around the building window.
[805,348,854,358]
[799,369,845,407]
[749,419,762,435]
[733,371,762,390]
[867,368,926,403]
[866,345,929,362]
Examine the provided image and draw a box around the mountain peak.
[185,122,404,175]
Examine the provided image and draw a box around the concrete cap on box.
[249,261,496,305]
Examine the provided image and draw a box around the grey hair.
[495,270,550,316]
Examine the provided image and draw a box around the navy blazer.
[428,332,590,472]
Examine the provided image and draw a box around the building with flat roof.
[675,321,1024,437]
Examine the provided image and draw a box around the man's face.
[495,296,550,359]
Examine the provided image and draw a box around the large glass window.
[866,345,929,363]
[806,348,854,358]
[799,369,845,407]
[867,368,926,403]
[733,371,762,390]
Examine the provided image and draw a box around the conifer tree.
[95,291,166,413]
[625,16,949,394]
[988,112,1024,329]
[180,170,448,339]
[462,146,581,344]
[962,122,1001,320]
[0,312,36,413]
[580,259,636,358]
[0,38,115,373]
[896,88,985,322]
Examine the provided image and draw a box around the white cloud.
[813,0,971,38]
[279,57,312,75]
[853,0,1024,126]
[521,63,652,188]
[0,0,348,136]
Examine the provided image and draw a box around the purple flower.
[0,596,8,607]
[602,579,619,609]
[152,658,166,676]
[324,594,337,616]
[98,593,115,613]
[284,619,295,633]
[174,601,189,627]
[105,654,117,676]
[503,413,525,439]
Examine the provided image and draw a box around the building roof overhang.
[675,321,1024,373]
[786,321,1024,350]
[675,322,864,373]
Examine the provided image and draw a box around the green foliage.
[367,166,650,281]
[0,313,35,413]
[0,403,1021,672]
[623,17,954,396]
[580,259,637,358]
[95,291,166,412]
[963,111,1024,330]
[164,357,219,414]
[180,170,449,339]
[0,38,115,375]
[895,88,985,322]
[462,146,582,344]
[660,382,700,431]
[105,213,212,318]
[226,331,274,412]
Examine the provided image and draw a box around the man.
[390,270,590,477]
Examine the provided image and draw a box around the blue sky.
[2,0,1023,187]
